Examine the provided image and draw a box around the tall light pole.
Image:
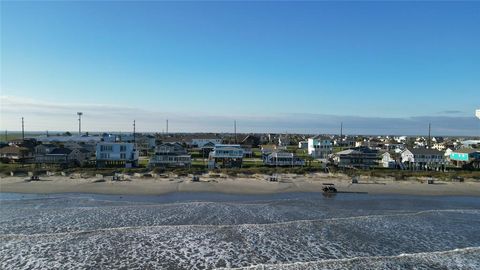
[21,117,24,140]
[133,120,136,143]
[340,122,343,140]
[77,112,83,136]
[234,120,237,144]
[427,123,431,149]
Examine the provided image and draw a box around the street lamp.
[77,112,83,136]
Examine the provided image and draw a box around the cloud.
[438,110,464,114]
[1,95,479,136]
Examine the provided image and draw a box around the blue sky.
[1,1,479,135]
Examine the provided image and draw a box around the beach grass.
[1,161,479,181]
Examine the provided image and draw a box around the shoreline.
[1,174,480,197]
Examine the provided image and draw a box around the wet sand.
[1,173,479,196]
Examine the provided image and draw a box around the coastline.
[1,173,480,196]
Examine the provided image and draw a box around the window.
[100,145,113,151]
[120,153,126,159]
[120,145,127,152]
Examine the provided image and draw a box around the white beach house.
[96,142,139,168]
[401,148,446,170]
[308,136,333,159]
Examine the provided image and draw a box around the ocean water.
[0,192,479,269]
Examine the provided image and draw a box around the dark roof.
[354,146,379,154]
[202,141,216,148]
[37,143,57,148]
[13,139,38,149]
[10,138,36,144]
[50,148,73,155]
[240,134,260,146]
[158,142,186,152]
[409,148,443,155]
[336,147,379,156]
[157,142,187,154]
[78,148,91,154]
[160,142,184,147]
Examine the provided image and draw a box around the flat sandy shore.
[1,173,479,196]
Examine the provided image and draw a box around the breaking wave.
[2,208,479,238]
[228,247,480,270]
[1,193,479,269]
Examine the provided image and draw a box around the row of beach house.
[1,133,479,170]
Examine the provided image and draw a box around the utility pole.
[77,112,83,136]
[427,123,431,149]
[166,119,169,135]
[21,117,24,140]
[340,122,343,140]
[133,120,136,143]
[234,120,237,144]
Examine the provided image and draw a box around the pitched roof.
[36,143,56,148]
[409,148,444,155]
[202,141,216,148]
[336,149,361,155]
[452,148,480,154]
[336,147,379,156]
[214,144,242,150]
[270,151,294,157]
[160,142,184,148]
[78,148,91,154]
[0,145,29,154]
[240,134,260,144]
[310,135,332,140]
[50,148,73,155]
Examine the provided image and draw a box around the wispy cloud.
[438,110,464,115]
[1,96,479,135]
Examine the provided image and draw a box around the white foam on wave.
[2,208,480,269]
[225,246,480,270]
[2,195,480,270]
[2,208,477,238]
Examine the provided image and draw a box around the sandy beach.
[1,173,479,196]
